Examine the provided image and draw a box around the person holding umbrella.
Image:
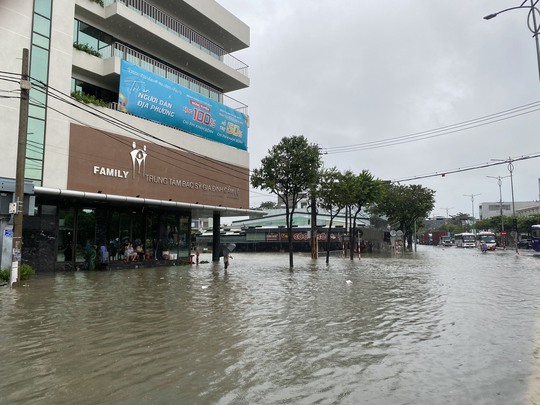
[221,243,236,269]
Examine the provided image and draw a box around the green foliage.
[161,240,170,251]
[71,90,108,107]
[73,42,101,57]
[251,135,322,267]
[317,168,349,263]
[474,214,540,235]
[0,264,35,282]
[373,183,435,249]
[317,168,348,214]
[259,201,277,210]
[251,135,322,201]
[91,0,105,7]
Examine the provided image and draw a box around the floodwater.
[1,247,540,405]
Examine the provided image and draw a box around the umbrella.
[219,243,236,257]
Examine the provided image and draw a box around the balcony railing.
[99,42,247,113]
[103,0,249,77]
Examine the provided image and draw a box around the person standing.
[223,250,232,269]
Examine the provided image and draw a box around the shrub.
[71,90,109,107]
[0,263,35,282]
[73,42,101,58]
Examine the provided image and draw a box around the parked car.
[517,239,532,249]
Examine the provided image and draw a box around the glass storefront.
[56,205,191,264]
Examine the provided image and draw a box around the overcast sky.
[217,0,540,219]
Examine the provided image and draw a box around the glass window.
[24,161,43,183]
[34,0,52,18]
[33,33,50,49]
[30,88,47,107]
[76,208,96,262]
[179,214,191,257]
[30,45,49,83]
[77,21,100,50]
[145,212,159,261]
[33,14,51,37]
[28,104,46,120]
[58,208,75,262]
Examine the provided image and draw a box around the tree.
[259,201,277,210]
[342,170,382,260]
[372,183,435,250]
[251,135,322,268]
[317,168,348,264]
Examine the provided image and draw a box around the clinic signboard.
[118,60,248,150]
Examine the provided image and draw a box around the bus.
[454,232,476,248]
[531,225,540,252]
[476,231,497,251]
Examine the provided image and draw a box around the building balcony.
[75,0,249,92]
[72,42,248,114]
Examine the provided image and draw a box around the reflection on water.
[2,248,540,404]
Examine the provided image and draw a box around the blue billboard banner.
[118,60,248,150]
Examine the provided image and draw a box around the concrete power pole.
[12,48,30,287]
[310,193,318,259]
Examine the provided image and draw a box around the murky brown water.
[2,247,540,405]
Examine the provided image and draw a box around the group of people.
[120,241,147,263]
[79,240,233,269]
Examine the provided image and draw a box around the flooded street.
[2,247,540,405]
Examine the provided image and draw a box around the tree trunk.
[349,221,356,260]
[286,205,294,268]
[325,218,334,264]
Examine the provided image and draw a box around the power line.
[320,100,540,154]
[1,72,252,184]
[390,152,540,183]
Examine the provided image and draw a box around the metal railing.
[103,0,249,77]
[103,42,247,113]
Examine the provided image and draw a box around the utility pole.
[12,48,30,287]
[310,192,318,259]
[463,193,481,228]
[440,207,454,223]
[487,175,510,248]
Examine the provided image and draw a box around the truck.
[419,231,450,246]
[440,235,454,246]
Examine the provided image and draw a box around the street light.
[463,193,481,227]
[440,207,453,219]
[484,0,540,83]
[491,157,518,253]
[487,175,511,248]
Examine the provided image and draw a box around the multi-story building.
[0,0,256,271]
[479,201,539,219]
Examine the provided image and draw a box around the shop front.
[18,123,251,272]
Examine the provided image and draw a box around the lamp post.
[484,0,540,83]
[487,175,511,248]
[440,207,453,220]
[463,193,481,228]
[491,157,518,253]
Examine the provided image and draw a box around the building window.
[71,78,117,104]
[26,0,53,186]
